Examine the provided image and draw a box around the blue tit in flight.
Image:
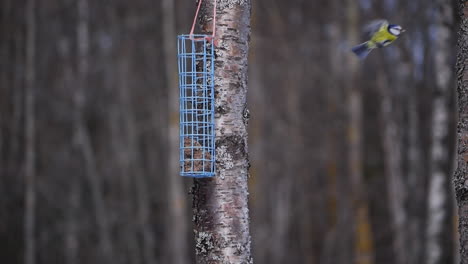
[351,20,405,59]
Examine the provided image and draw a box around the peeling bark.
[192,0,253,263]
[455,1,468,263]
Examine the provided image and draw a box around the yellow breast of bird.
[370,25,397,46]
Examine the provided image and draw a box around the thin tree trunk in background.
[108,94,141,264]
[161,0,189,262]
[407,80,425,264]
[24,0,36,263]
[0,0,9,172]
[399,3,428,262]
[75,0,112,261]
[454,1,468,263]
[427,0,455,263]
[404,20,425,264]
[65,177,80,264]
[270,179,291,264]
[346,1,374,263]
[330,1,362,264]
[12,28,24,173]
[377,70,407,264]
[192,0,253,263]
[321,3,349,263]
[347,0,362,200]
[271,10,301,260]
[116,57,157,264]
[60,38,80,264]
[107,83,140,263]
[347,3,362,264]
[262,4,295,261]
[105,10,140,264]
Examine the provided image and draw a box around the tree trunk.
[427,0,455,263]
[65,177,81,264]
[346,1,374,263]
[75,0,113,261]
[24,0,36,263]
[454,1,468,263]
[60,38,81,264]
[115,54,157,264]
[162,0,189,262]
[192,0,253,263]
[377,70,407,264]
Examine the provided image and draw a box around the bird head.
[388,24,405,36]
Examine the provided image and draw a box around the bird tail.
[351,42,372,59]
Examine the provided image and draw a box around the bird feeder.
[177,0,217,178]
[177,34,215,178]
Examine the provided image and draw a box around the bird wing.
[363,19,388,39]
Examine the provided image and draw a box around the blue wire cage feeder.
[177,34,215,178]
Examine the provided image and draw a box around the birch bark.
[427,0,455,263]
[192,0,253,263]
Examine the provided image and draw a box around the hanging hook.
[189,0,217,41]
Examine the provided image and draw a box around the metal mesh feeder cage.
[178,34,215,178]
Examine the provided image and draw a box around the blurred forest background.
[0,0,460,263]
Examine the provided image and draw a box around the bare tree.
[454,1,468,263]
[191,0,253,263]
